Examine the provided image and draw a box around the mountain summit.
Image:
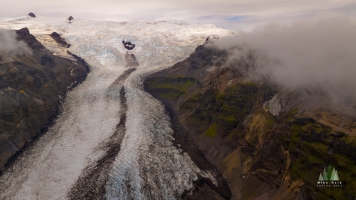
[28,12,36,18]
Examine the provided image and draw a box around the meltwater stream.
[0,18,231,199]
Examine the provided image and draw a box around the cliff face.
[0,28,89,172]
[145,42,356,199]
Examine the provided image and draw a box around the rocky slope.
[0,27,88,173]
[145,39,356,199]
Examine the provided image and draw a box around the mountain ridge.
[0,27,89,173]
[144,40,356,199]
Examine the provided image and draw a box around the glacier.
[0,16,232,199]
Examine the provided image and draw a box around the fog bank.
[211,13,356,103]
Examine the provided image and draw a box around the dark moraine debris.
[28,12,36,18]
[68,68,135,199]
[50,32,70,47]
[125,52,139,67]
[0,28,89,174]
[122,40,135,50]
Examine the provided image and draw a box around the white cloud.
[0,28,32,56]
[210,12,356,103]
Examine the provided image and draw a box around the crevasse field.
[0,16,231,199]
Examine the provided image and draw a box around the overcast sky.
[1,0,356,31]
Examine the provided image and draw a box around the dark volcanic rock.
[16,28,44,50]
[122,40,135,50]
[0,28,89,173]
[50,32,70,47]
[28,12,36,18]
[40,54,55,66]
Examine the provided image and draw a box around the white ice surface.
[0,16,232,199]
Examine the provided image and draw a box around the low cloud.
[210,13,356,103]
[0,28,32,56]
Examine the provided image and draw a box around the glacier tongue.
[0,17,232,199]
[106,67,203,200]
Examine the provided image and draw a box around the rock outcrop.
[50,32,70,48]
[68,16,73,23]
[28,12,36,18]
[16,28,44,50]
[122,41,135,50]
[0,28,89,173]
